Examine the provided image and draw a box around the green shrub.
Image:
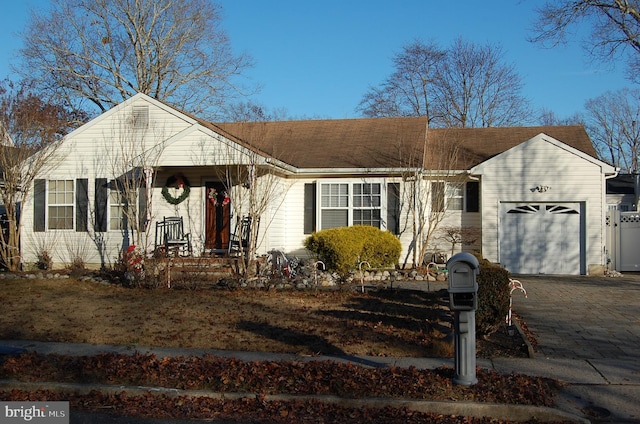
[304,226,401,280]
[475,258,511,336]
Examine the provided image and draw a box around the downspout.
[634,172,640,211]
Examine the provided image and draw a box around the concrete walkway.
[2,274,640,422]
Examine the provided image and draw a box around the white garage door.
[499,203,582,275]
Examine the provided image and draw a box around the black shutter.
[33,179,46,232]
[95,178,108,232]
[431,182,445,212]
[466,181,480,213]
[387,182,400,235]
[76,178,88,232]
[304,183,316,234]
[138,186,147,230]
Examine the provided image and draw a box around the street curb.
[512,317,536,358]
[0,379,589,423]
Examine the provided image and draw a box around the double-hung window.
[320,183,349,229]
[109,189,128,231]
[432,182,464,212]
[353,183,381,226]
[47,180,74,230]
[446,183,464,211]
[319,181,383,229]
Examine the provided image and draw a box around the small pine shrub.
[304,226,401,280]
[475,258,511,336]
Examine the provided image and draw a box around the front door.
[205,182,231,252]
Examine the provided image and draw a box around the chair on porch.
[155,216,192,257]
[228,215,258,258]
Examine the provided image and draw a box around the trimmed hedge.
[304,226,401,280]
[475,257,511,336]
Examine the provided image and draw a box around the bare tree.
[191,122,291,278]
[103,115,166,255]
[357,38,531,127]
[223,101,289,122]
[415,135,466,266]
[19,0,253,118]
[396,126,466,268]
[436,38,532,128]
[0,81,78,270]
[437,225,481,256]
[530,0,640,82]
[537,107,585,126]
[357,39,445,121]
[584,88,640,171]
[222,151,290,278]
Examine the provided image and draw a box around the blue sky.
[0,0,632,121]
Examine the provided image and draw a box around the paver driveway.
[510,274,640,360]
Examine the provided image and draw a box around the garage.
[499,203,583,275]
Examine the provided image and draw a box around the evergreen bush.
[304,226,401,280]
[475,257,511,336]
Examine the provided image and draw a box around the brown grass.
[0,278,526,358]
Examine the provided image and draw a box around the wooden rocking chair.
[155,216,192,257]
[228,215,258,258]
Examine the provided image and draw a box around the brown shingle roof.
[429,125,597,170]
[214,118,596,171]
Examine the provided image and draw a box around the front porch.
[144,256,239,288]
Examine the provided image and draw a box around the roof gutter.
[288,167,424,176]
[605,167,620,179]
[264,157,298,174]
[262,160,472,177]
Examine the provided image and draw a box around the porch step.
[146,257,237,281]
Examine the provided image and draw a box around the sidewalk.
[0,338,629,423]
[0,340,586,424]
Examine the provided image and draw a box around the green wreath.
[161,174,191,205]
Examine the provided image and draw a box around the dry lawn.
[0,278,525,358]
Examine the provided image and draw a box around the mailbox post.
[447,252,480,386]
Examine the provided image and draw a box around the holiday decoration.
[162,174,191,205]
